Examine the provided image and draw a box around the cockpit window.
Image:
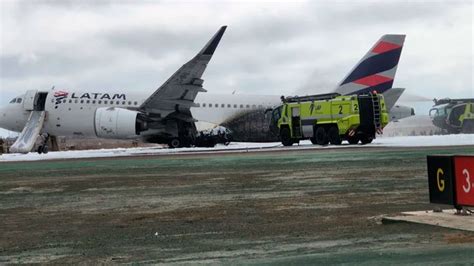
[9,98,16,104]
[16,98,22,103]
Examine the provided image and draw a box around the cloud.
[0,0,472,106]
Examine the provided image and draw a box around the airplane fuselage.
[0,88,280,139]
[1,32,410,151]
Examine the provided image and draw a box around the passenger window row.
[56,99,139,106]
[196,103,263,109]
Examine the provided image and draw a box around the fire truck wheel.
[168,138,181,149]
[328,126,342,145]
[280,128,293,146]
[347,135,359,144]
[315,127,329,145]
[359,134,373,144]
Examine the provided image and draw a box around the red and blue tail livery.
[335,34,405,95]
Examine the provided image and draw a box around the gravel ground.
[1,146,474,264]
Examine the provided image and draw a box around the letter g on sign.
[437,168,445,192]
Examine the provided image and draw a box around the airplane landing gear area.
[37,134,49,154]
[167,129,233,149]
[37,145,48,154]
[36,134,59,154]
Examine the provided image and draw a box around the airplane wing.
[138,26,227,121]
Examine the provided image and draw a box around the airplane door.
[34,92,48,111]
[23,90,38,111]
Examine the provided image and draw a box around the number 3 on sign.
[462,169,471,193]
[454,156,474,206]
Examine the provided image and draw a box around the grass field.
[1,146,474,263]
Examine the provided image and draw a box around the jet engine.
[94,107,148,138]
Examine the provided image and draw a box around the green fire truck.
[429,98,474,134]
[270,93,389,146]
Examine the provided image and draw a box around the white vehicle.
[0,27,410,153]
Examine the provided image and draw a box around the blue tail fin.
[335,34,405,95]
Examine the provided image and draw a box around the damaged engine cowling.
[94,107,148,138]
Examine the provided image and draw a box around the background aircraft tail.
[383,87,405,111]
[334,34,405,95]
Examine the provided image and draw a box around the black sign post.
[427,155,456,205]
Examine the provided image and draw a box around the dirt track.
[1,146,474,263]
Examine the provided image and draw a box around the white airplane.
[0,26,410,153]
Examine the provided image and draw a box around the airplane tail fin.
[383,87,405,111]
[335,34,405,95]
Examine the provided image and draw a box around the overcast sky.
[0,0,472,106]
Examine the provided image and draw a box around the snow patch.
[1,134,473,162]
